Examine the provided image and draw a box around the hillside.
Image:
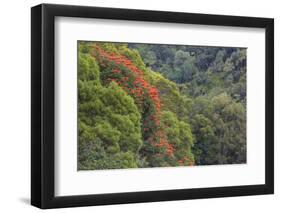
[78,41,246,170]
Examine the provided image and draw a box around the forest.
[78,41,246,170]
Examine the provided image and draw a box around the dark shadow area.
[19,197,30,205]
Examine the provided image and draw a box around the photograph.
[78,41,247,170]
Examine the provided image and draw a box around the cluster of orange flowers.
[177,157,194,166]
[92,45,174,157]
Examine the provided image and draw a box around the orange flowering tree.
[91,44,194,167]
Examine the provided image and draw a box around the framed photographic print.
[31,3,274,209]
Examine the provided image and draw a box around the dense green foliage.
[78,41,246,170]
[132,43,246,165]
[78,51,143,169]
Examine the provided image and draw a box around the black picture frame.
[31,3,274,209]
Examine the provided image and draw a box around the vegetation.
[78,41,246,170]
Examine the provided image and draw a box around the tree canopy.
[78,41,246,170]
